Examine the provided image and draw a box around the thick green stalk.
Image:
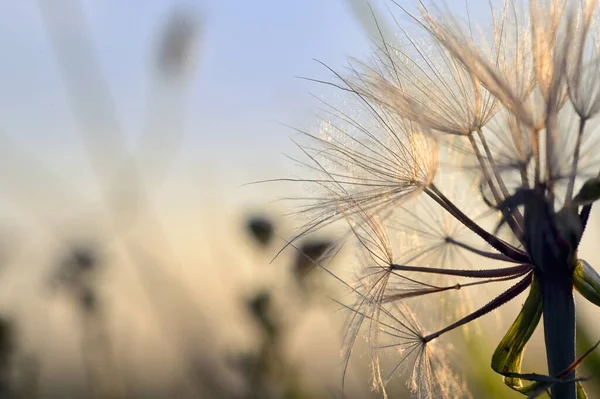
[542,275,576,399]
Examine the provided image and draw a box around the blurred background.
[0,0,598,398]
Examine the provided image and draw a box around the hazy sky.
[0,0,473,214]
[0,1,370,194]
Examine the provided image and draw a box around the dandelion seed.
[370,302,471,399]
[567,3,600,121]
[331,216,469,398]
[350,3,507,137]
[286,78,438,243]
[386,165,499,327]
[337,203,528,397]
[484,110,535,190]
[285,0,600,398]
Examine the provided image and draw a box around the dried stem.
[425,185,529,262]
[422,272,533,342]
[382,272,531,303]
[445,237,519,262]
[579,166,600,231]
[476,129,525,236]
[565,118,587,203]
[476,129,510,199]
[469,133,525,241]
[390,262,532,278]
[533,128,541,184]
[469,133,502,203]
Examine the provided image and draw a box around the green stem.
[542,275,576,399]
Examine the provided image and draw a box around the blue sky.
[0,0,476,213]
[0,1,381,207]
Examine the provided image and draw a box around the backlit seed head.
[288,0,600,397]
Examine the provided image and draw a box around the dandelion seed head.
[289,0,600,397]
[292,81,439,240]
[336,198,485,395]
[369,303,471,399]
[530,0,567,100]
[566,0,600,119]
[484,110,535,185]
[394,182,488,322]
[420,1,539,128]
[351,11,503,136]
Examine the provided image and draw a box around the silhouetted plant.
[246,216,275,248]
[0,316,40,399]
[51,244,124,399]
[293,239,334,291]
[0,317,14,398]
